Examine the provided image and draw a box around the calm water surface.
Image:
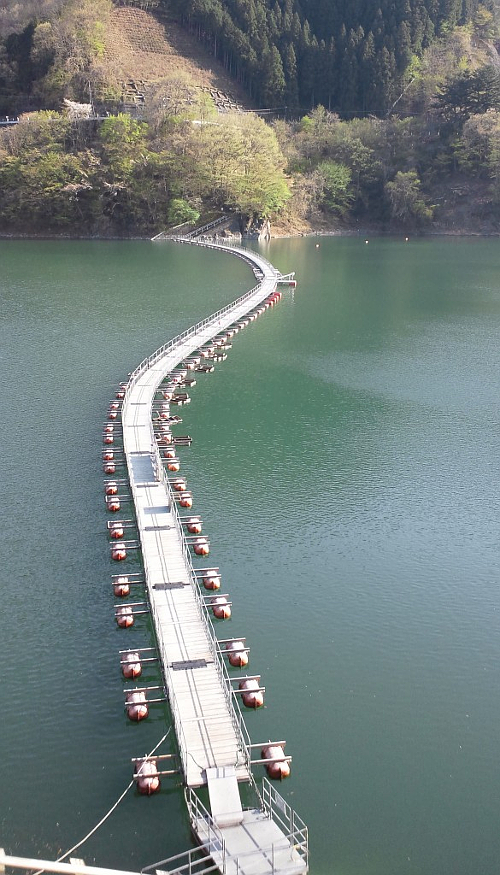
[1,236,500,875]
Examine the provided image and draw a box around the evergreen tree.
[436,65,500,127]
[338,32,359,116]
[359,31,376,113]
[396,21,412,71]
[261,43,286,106]
[284,42,299,113]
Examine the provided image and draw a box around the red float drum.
[134,758,160,794]
[126,691,148,721]
[122,651,142,679]
[239,678,264,709]
[116,605,133,627]
[193,537,209,556]
[226,641,248,668]
[212,596,231,620]
[261,745,290,780]
[113,576,130,597]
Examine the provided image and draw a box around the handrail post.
[121,237,307,874]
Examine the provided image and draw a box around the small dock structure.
[117,238,307,874]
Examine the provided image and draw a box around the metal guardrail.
[177,236,279,274]
[187,216,229,238]
[182,783,308,875]
[123,239,279,400]
[151,221,192,241]
[262,778,309,868]
[151,217,230,242]
[119,240,308,868]
[124,283,257,394]
[185,789,227,857]
[152,441,252,767]
[120,239,280,783]
[142,843,219,875]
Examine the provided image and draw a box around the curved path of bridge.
[119,238,307,875]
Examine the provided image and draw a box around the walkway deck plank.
[120,240,307,872]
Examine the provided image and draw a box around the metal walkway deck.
[120,238,308,874]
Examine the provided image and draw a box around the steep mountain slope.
[103,6,253,111]
[166,0,497,115]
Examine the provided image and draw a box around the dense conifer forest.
[168,0,496,114]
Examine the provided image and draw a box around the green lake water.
[1,236,500,875]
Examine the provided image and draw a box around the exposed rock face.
[243,218,271,240]
[217,228,242,240]
[257,219,271,241]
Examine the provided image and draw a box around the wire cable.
[32,728,172,875]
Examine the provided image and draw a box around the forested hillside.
[167,0,497,114]
[1,0,500,237]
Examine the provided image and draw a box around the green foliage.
[18,0,115,106]
[454,109,500,197]
[299,115,315,134]
[473,4,498,37]
[0,147,100,228]
[7,110,70,153]
[100,114,148,155]
[181,113,290,220]
[436,65,500,127]
[167,0,491,115]
[316,160,353,216]
[385,170,435,224]
[288,107,384,214]
[0,0,499,234]
[167,198,200,226]
[0,105,290,233]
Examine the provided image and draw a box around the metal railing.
[262,778,309,868]
[151,221,192,241]
[116,238,308,872]
[186,216,229,238]
[175,236,280,275]
[151,440,253,770]
[142,845,219,875]
[123,280,260,399]
[183,784,308,875]
[122,240,279,405]
[185,789,227,858]
[119,240,283,782]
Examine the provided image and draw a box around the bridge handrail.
[262,777,308,859]
[124,238,280,401]
[151,440,253,763]
[184,785,308,875]
[141,843,220,875]
[187,215,229,237]
[121,236,287,769]
[124,278,266,401]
